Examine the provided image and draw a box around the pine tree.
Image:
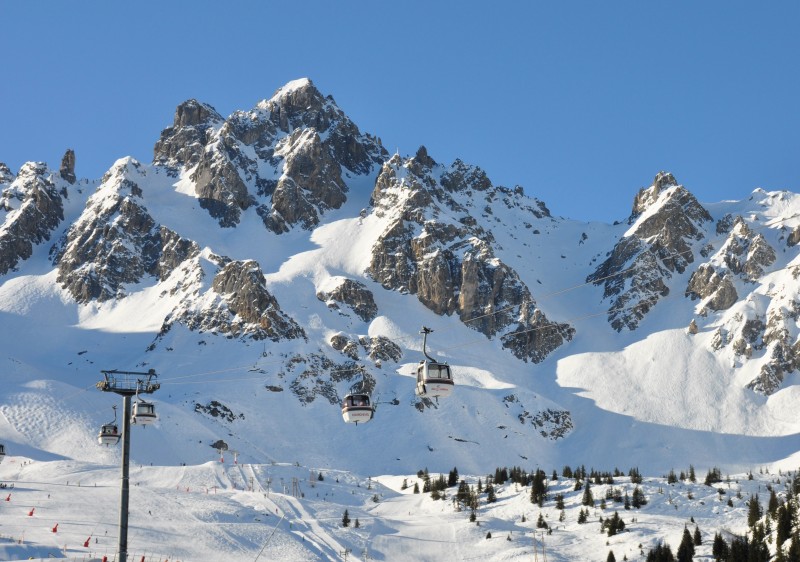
[787,532,800,562]
[607,550,616,562]
[646,542,675,562]
[747,494,762,528]
[582,480,594,507]
[677,527,695,562]
[341,509,351,527]
[486,483,496,503]
[448,467,459,488]
[354,518,360,529]
[689,465,696,483]
[413,482,420,494]
[693,525,701,547]
[577,508,588,524]
[712,532,729,561]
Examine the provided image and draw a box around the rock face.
[0,162,65,276]
[153,79,387,230]
[588,172,713,331]
[168,260,306,341]
[54,158,199,302]
[317,279,378,322]
[59,149,76,184]
[685,217,776,312]
[367,148,573,363]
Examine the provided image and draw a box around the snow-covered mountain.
[1,77,799,484]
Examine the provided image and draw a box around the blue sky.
[1,1,797,222]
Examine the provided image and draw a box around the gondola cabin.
[0,443,5,464]
[132,401,157,426]
[341,394,374,425]
[98,424,120,446]
[415,360,454,399]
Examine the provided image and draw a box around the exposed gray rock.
[721,218,776,281]
[281,353,372,405]
[153,99,224,169]
[330,334,360,360]
[588,173,712,331]
[0,162,14,184]
[359,335,403,363]
[787,225,800,247]
[685,264,738,310]
[0,162,64,276]
[687,319,699,335]
[54,160,198,302]
[178,260,306,341]
[368,152,573,362]
[59,149,76,184]
[317,279,378,322]
[153,79,387,230]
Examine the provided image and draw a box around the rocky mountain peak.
[590,173,713,331]
[0,162,14,184]
[0,161,65,276]
[59,149,76,184]
[153,99,224,169]
[368,150,573,362]
[630,171,680,219]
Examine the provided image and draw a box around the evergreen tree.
[530,469,548,506]
[677,527,695,562]
[787,532,800,562]
[608,550,616,562]
[354,518,360,529]
[486,483,496,503]
[536,513,548,529]
[712,532,729,561]
[448,467,459,488]
[582,480,594,507]
[747,494,762,528]
[555,493,565,510]
[632,486,647,508]
[693,525,701,547]
[577,508,588,524]
[413,482,420,494]
[646,542,675,562]
[562,465,573,478]
[341,509,351,527]
[689,465,696,483]
[768,488,780,516]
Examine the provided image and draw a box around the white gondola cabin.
[341,393,374,425]
[132,401,157,426]
[0,443,5,464]
[415,326,454,400]
[98,424,121,446]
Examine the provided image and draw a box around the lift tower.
[96,369,160,562]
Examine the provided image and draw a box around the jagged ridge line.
[158,210,800,382]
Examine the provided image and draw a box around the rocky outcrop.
[153,99,224,170]
[0,162,65,276]
[172,260,305,341]
[59,149,76,184]
[317,279,378,322]
[153,79,387,230]
[368,150,573,362]
[686,217,776,314]
[54,159,199,302]
[0,163,14,184]
[279,353,374,405]
[685,264,738,311]
[588,172,713,331]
